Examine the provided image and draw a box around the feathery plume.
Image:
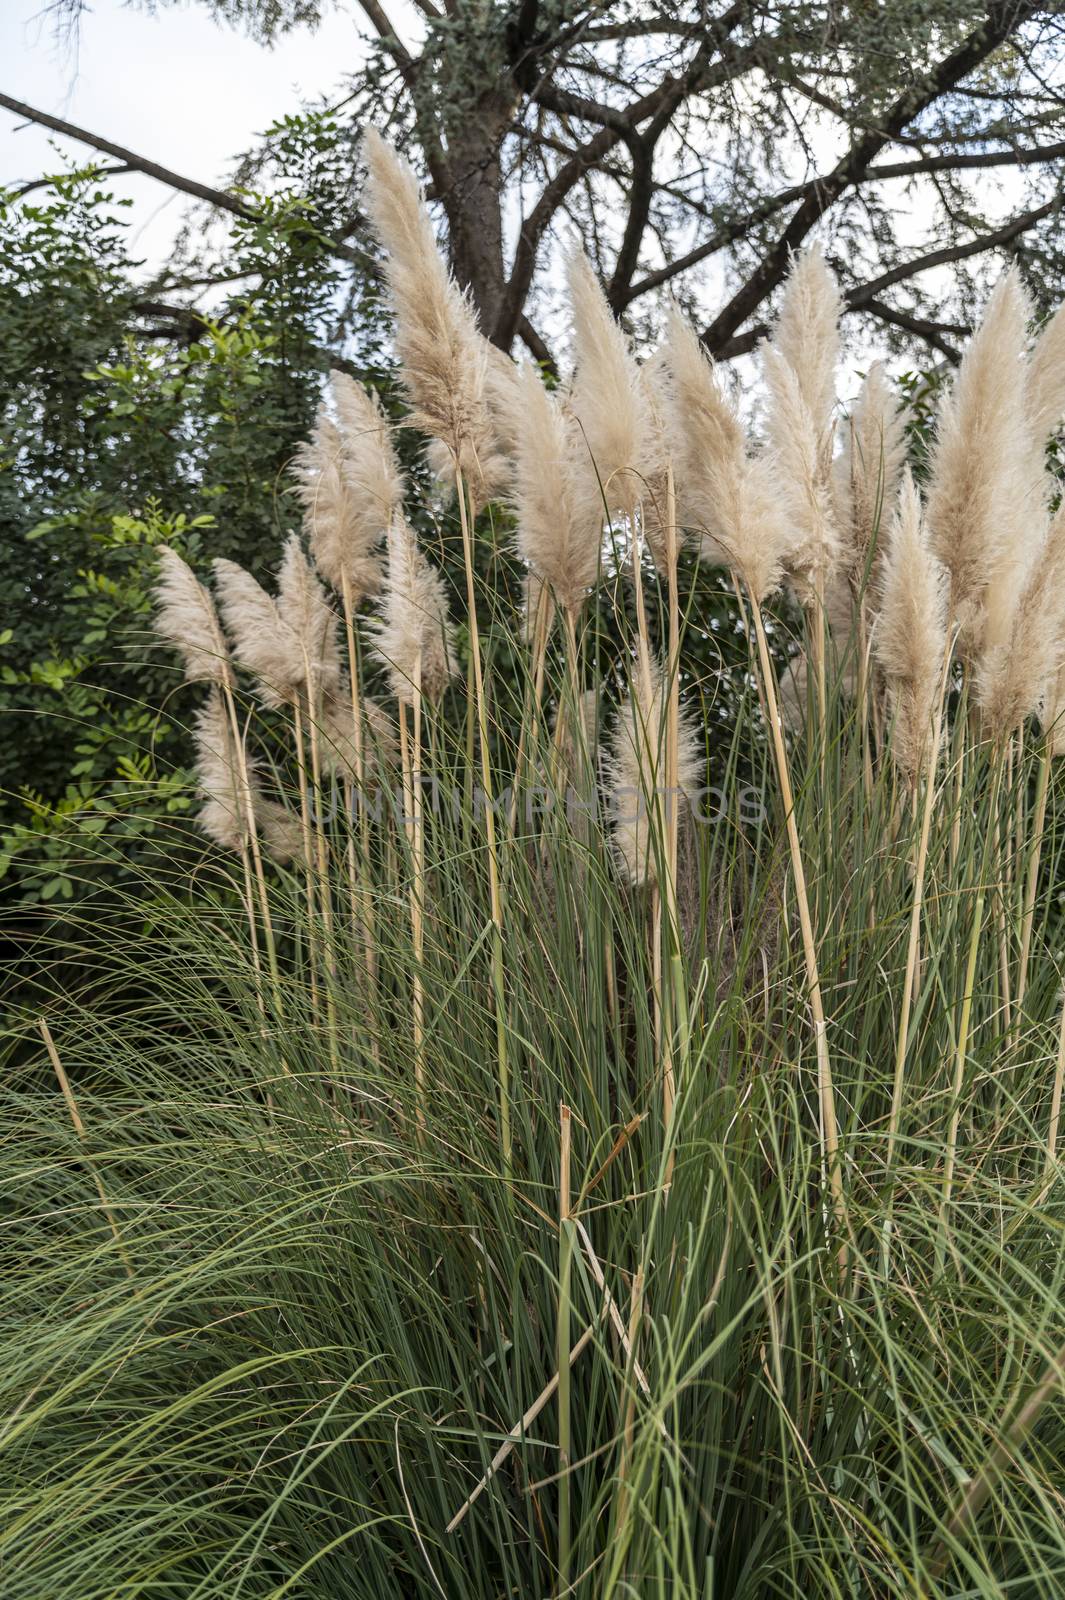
[319,685,397,781]
[637,354,678,573]
[330,372,405,529]
[276,533,342,702]
[193,690,298,863]
[483,340,525,459]
[213,560,298,709]
[926,269,1040,651]
[607,666,701,887]
[213,548,338,709]
[770,245,841,445]
[662,308,785,602]
[293,408,383,604]
[1027,299,1065,444]
[874,472,948,782]
[362,130,506,503]
[511,363,604,617]
[153,546,233,688]
[763,344,841,605]
[373,518,456,704]
[834,361,907,587]
[297,373,402,603]
[981,501,1065,741]
[566,249,657,516]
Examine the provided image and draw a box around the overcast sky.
[1,0,387,262]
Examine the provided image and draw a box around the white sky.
[0,0,386,263]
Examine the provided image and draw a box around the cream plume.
[193,689,299,863]
[926,269,1039,651]
[873,472,948,782]
[1027,300,1065,444]
[373,518,456,704]
[293,407,382,604]
[566,249,657,516]
[153,546,233,688]
[276,533,342,701]
[981,501,1065,740]
[319,684,397,781]
[213,545,338,710]
[637,354,677,573]
[834,361,907,585]
[662,308,785,603]
[510,363,604,616]
[299,371,403,601]
[362,130,506,504]
[770,245,841,444]
[607,665,701,887]
[762,344,841,605]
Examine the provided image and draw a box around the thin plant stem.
[509,584,552,832]
[398,662,427,1134]
[222,684,280,1003]
[1044,977,1065,1188]
[302,668,339,1078]
[455,465,510,1176]
[39,1019,134,1278]
[557,1102,573,1595]
[887,643,953,1172]
[612,1262,644,1580]
[339,568,379,1025]
[749,595,846,1253]
[292,695,320,1016]
[1015,738,1050,1038]
[939,752,1004,1268]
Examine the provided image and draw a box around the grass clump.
[5,137,1065,1598]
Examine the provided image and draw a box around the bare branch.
[701,0,1044,353]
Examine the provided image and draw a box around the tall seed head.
[153,546,233,688]
[926,269,1040,652]
[213,552,334,710]
[662,307,786,603]
[981,500,1065,741]
[873,471,948,783]
[373,518,456,705]
[510,362,604,617]
[294,373,402,602]
[834,361,907,588]
[1027,298,1065,445]
[362,129,506,504]
[607,664,701,887]
[771,244,841,445]
[192,689,298,862]
[276,533,342,703]
[762,345,841,606]
[566,249,657,518]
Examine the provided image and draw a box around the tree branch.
[700,0,1042,353]
[0,91,257,220]
[709,196,1058,361]
[0,91,371,268]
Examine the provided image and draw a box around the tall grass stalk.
[455,464,510,1176]
[749,594,845,1249]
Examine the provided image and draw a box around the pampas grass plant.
[16,228,1065,1600]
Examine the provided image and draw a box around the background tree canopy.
[8,0,1065,367]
